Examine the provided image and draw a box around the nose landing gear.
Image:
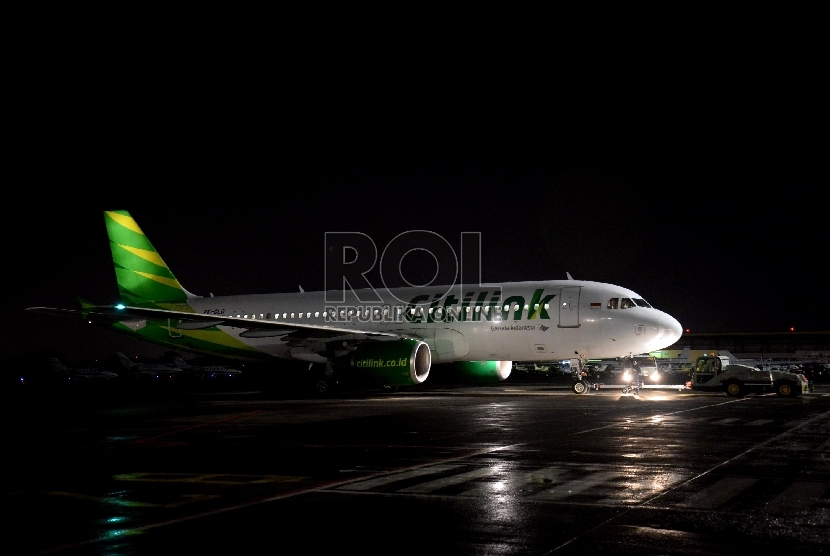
[571,379,602,394]
[570,356,603,395]
[572,380,589,395]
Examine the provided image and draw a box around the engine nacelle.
[438,360,512,383]
[344,339,431,386]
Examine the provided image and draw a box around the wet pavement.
[3,378,829,555]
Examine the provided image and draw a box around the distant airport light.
[790,327,795,332]
[685,328,691,333]
[116,304,126,309]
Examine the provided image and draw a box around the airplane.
[653,346,693,373]
[114,351,185,380]
[717,350,812,373]
[661,346,691,363]
[170,356,243,379]
[48,357,120,382]
[718,350,761,366]
[26,210,684,395]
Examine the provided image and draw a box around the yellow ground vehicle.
[690,354,808,397]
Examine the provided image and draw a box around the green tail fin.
[104,210,195,308]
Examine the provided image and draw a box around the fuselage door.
[559,286,581,328]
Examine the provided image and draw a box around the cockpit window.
[609,297,652,309]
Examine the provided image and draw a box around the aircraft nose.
[658,313,683,346]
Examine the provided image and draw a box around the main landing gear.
[310,362,339,397]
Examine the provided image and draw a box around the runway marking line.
[37,443,526,554]
[543,407,830,554]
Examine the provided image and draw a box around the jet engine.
[343,339,432,386]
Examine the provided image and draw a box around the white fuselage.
[184,279,682,364]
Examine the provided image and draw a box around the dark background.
[5,55,827,363]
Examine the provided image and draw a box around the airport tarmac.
[3,377,829,555]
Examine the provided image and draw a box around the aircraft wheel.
[314,379,331,396]
[572,380,589,395]
[724,380,745,397]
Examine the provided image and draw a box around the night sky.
[6,99,828,363]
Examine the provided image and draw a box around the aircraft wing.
[25,305,414,341]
